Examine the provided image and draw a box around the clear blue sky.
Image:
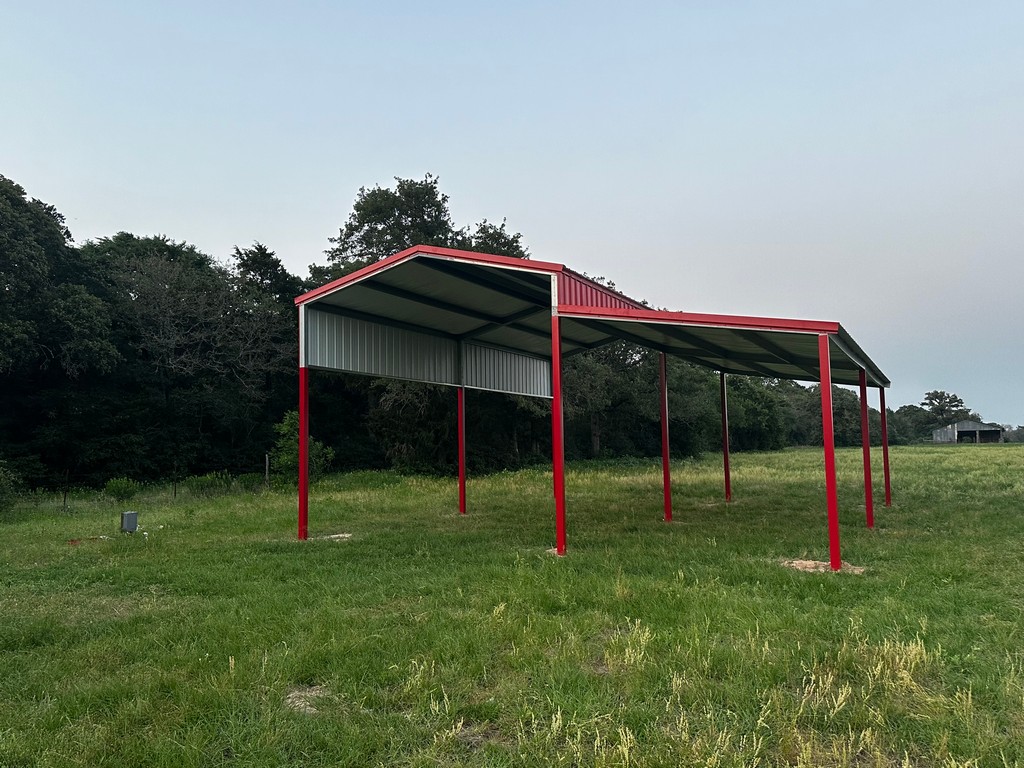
[4,2,1023,424]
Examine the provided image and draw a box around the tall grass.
[1,446,1022,766]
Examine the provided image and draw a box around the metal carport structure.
[294,245,892,571]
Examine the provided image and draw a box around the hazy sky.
[4,2,1023,424]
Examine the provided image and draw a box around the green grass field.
[2,445,1023,767]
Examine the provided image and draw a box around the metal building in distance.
[933,420,1004,444]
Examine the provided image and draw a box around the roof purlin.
[732,329,822,381]
[646,323,785,379]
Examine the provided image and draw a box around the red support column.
[659,353,672,522]
[879,387,892,507]
[551,314,567,555]
[818,335,841,571]
[858,369,874,529]
[298,365,309,540]
[720,371,732,502]
[457,386,467,515]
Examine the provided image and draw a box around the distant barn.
[933,420,1004,444]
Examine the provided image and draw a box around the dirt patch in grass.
[455,720,508,750]
[285,685,329,714]
[781,559,866,575]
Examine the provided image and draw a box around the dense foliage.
[0,173,987,489]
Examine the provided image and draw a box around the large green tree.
[233,241,305,307]
[308,176,532,472]
[0,175,118,378]
[921,390,975,425]
[312,175,528,283]
[1,177,122,484]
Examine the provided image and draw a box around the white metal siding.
[306,308,459,386]
[463,343,551,398]
[306,309,551,397]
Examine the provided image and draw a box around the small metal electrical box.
[121,511,138,533]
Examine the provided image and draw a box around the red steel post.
[659,353,672,521]
[551,314,567,555]
[457,386,467,515]
[818,335,841,571]
[298,365,309,540]
[858,369,874,528]
[720,371,732,502]
[879,387,892,507]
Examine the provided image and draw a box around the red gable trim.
[295,245,567,306]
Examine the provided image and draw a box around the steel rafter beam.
[361,280,513,323]
[460,306,551,341]
[569,317,778,376]
[418,258,551,307]
[569,317,672,354]
[310,302,459,341]
[731,329,822,381]
[652,323,785,378]
[360,281,560,344]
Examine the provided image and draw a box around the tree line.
[0,173,998,490]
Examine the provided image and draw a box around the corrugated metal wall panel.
[306,309,552,397]
[462,343,552,398]
[557,271,644,310]
[306,308,459,386]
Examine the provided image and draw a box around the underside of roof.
[296,245,889,392]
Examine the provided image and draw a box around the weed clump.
[103,477,141,503]
[270,410,335,481]
[234,473,267,494]
[184,470,232,497]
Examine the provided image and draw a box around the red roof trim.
[417,245,566,273]
[556,304,841,334]
[295,245,566,306]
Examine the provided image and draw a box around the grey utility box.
[121,511,138,533]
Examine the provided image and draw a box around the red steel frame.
[720,371,732,502]
[659,353,672,522]
[298,365,309,540]
[858,369,874,528]
[457,387,467,515]
[551,314,567,555]
[879,387,892,506]
[293,246,891,564]
[818,335,841,570]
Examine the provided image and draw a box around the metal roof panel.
[297,245,889,389]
